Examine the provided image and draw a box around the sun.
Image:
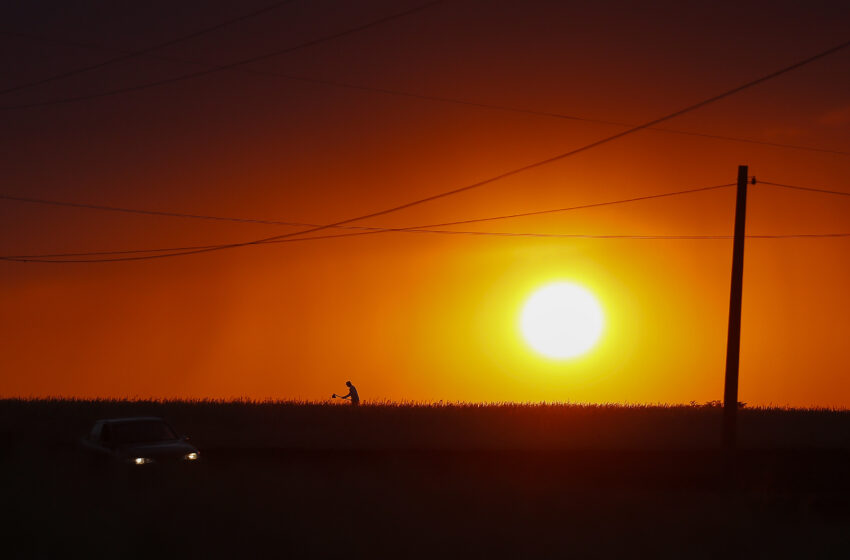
[520,282,605,359]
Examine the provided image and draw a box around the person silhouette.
[333,381,360,406]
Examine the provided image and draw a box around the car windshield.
[108,420,177,444]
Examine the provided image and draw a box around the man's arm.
[339,391,351,399]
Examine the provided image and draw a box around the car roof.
[96,417,166,424]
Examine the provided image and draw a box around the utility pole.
[722,165,749,450]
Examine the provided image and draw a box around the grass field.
[2,399,850,558]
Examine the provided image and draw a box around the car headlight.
[132,457,153,465]
[184,452,199,461]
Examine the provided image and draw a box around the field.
[2,399,850,559]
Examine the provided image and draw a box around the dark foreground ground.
[2,400,850,559]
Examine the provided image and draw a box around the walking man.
[333,381,360,406]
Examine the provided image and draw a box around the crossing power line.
[0,1,295,97]
[4,181,850,263]
[3,35,849,263]
[5,225,850,263]
[0,1,444,110]
[0,183,735,231]
[759,181,850,197]
[4,29,848,157]
[19,36,845,263]
[0,183,736,261]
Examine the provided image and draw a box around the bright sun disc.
[520,282,604,359]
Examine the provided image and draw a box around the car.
[79,416,200,467]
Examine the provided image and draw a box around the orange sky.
[1,0,849,406]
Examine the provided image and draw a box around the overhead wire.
[6,182,850,264]
[2,28,848,262]
[0,1,295,96]
[0,183,735,231]
[6,229,850,264]
[0,1,445,111]
[3,29,848,157]
[0,183,736,260]
[20,36,847,263]
[0,192,320,228]
[759,181,850,197]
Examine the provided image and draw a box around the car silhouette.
[79,417,200,466]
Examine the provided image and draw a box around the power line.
[6,229,850,264]
[5,184,850,263]
[0,192,318,228]
[748,232,850,238]
[5,30,848,158]
[4,40,850,263]
[0,1,294,96]
[637,128,849,157]
[396,184,736,229]
[0,1,444,111]
[33,36,849,263]
[0,182,734,231]
[0,183,735,260]
[255,75,850,157]
[759,180,850,197]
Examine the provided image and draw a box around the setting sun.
[520,283,605,359]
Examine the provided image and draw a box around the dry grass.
[2,398,849,451]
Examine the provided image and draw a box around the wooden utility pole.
[722,165,749,450]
